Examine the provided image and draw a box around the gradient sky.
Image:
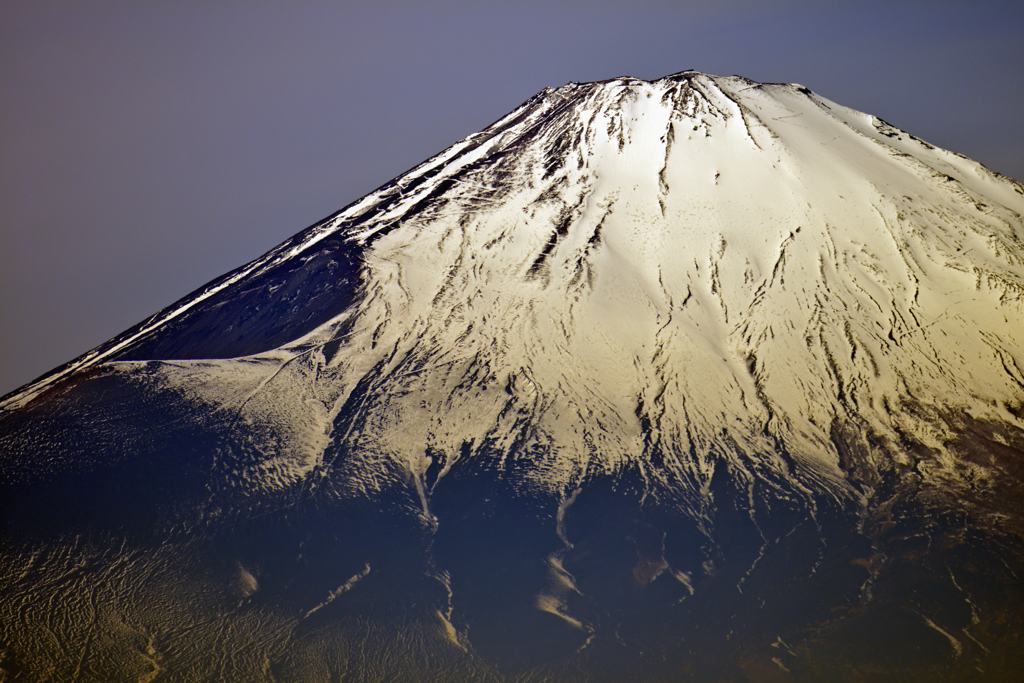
[2,0,1022,396]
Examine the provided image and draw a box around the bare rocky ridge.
[2,71,1023,681]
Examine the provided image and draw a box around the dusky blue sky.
[2,0,1022,396]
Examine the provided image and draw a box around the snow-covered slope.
[2,71,1023,680]
[13,71,1022,504]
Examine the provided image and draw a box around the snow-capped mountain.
[2,71,1023,681]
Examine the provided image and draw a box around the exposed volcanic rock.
[2,71,1023,681]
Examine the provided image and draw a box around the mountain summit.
[2,72,1023,680]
